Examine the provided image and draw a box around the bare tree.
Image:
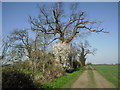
[8,29,52,73]
[77,40,97,66]
[31,32,51,73]
[29,3,108,44]
[0,41,9,60]
[9,29,32,59]
[29,3,108,70]
[0,37,12,60]
[0,36,16,65]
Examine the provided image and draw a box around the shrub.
[2,69,41,89]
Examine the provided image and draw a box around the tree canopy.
[29,3,108,44]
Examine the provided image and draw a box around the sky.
[2,2,118,64]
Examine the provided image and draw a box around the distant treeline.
[93,64,120,65]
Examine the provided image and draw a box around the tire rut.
[71,65,116,88]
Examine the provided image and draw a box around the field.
[93,65,119,88]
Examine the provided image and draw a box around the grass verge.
[87,65,96,88]
[42,66,85,88]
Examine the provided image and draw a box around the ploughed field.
[93,65,119,88]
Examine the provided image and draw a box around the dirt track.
[71,66,116,88]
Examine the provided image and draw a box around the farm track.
[71,66,116,88]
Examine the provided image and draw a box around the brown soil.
[71,66,116,88]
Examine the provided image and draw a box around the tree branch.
[47,37,60,45]
[63,12,85,32]
[63,18,81,32]
[40,8,55,31]
[77,26,109,33]
[52,8,62,34]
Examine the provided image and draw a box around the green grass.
[21,70,32,75]
[87,66,94,81]
[42,67,85,88]
[93,65,119,88]
[87,65,96,87]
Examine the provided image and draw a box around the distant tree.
[0,37,17,65]
[8,29,52,73]
[9,29,32,58]
[77,40,97,66]
[0,37,11,60]
[6,44,25,64]
[87,62,92,65]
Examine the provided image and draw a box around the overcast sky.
[2,2,118,64]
